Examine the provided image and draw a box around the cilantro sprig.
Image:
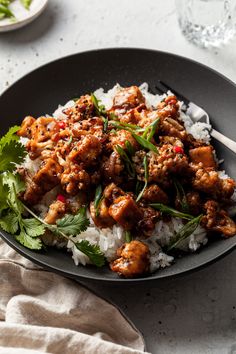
[16,202,105,267]
[75,240,105,267]
[22,202,105,266]
[0,172,43,250]
[0,126,105,267]
[0,126,26,172]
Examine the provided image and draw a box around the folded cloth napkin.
[0,239,147,354]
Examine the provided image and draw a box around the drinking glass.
[175,0,236,48]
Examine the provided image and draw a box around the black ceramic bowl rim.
[0,47,236,283]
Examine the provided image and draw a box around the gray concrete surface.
[1,1,236,353]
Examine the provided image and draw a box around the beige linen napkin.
[0,239,147,354]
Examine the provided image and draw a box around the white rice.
[24,83,235,273]
[67,224,125,265]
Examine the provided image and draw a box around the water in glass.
[175,0,236,47]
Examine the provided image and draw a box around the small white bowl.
[0,0,48,32]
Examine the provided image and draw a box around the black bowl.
[1,48,236,283]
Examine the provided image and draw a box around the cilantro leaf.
[75,240,105,267]
[0,175,10,212]
[2,171,25,194]
[55,208,90,236]
[21,218,45,237]
[0,125,20,151]
[0,125,26,172]
[16,231,43,250]
[0,211,19,234]
[2,172,25,213]
[0,140,26,172]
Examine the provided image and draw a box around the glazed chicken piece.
[29,116,56,143]
[202,200,236,237]
[157,95,179,119]
[189,146,216,169]
[111,86,145,112]
[68,135,102,166]
[19,116,57,159]
[186,191,202,215]
[17,116,36,138]
[159,117,187,141]
[22,158,62,205]
[64,95,95,122]
[61,165,90,194]
[103,183,125,203]
[102,152,125,184]
[133,145,188,188]
[133,109,160,129]
[110,240,150,278]
[141,184,169,204]
[159,135,184,147]
[109,129,139,151]
[175,190,202,216]
[18,168,43,205]
[33,158,62,187]
[90,199,115,228]
[193,168,235,200]
[137,205,160,236]
[44,200,67,224]
[71,117,104,141]
[109,195,142,230]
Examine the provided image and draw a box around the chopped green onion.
[102,117,108,133]
[125,140,135,156]
[147,118,160,142]
[0,4,14,18]
[125,230,132,243]
[94,185,103,217]
[132,132,158,154]
[135,180,143,196]
[136,155,148,202]
[167,214,203,251]
[110,120,158,153]
[174,179,189,213]
[67,135,73,145]
[20,0,32,10]
[110,120,144,132]
[150,203,194,220]
[115,144,136,178]
[91,93,106,117]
